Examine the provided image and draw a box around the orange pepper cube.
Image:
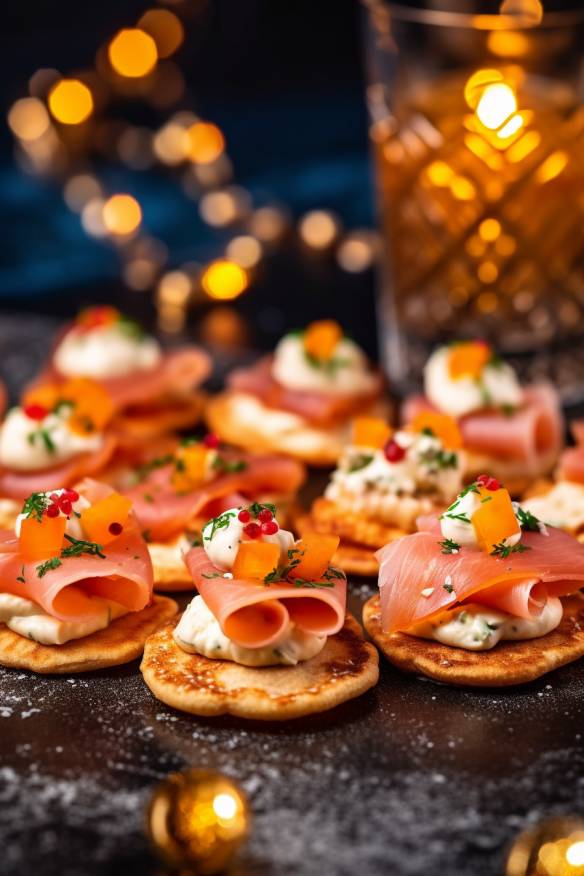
[22,383,60,412]
[233,541,281,581]
[292,533,340,581]
[20,515,66,563]
[62,379,115,434]
[352,416,392,449]
[448,341,491,381]
[471,487,520,553]
[303,320,342,361]
[80,493,133,545]
[171,445,209,492]
[409,411,463,450]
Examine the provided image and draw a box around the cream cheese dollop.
[0,593,128,645]
[523,482,584,535]
[14,489,90,540]
[272,333,377,396]
[54,322,161,379]
[326,429,463,511]
[0,405,103,472]
[424,345,522,418]
[412,597,562,651]
[439,487,523,549]
[173,595,326,666]
[202,507,295,572]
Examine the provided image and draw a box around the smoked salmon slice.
[0,479,153,621]
[558,421,584,485]
[376,516,584,634]
[0,434,118,501]
[185,547,346,649]
[125,453,305,542]
[403,384,563,474]
[228,356,383,426]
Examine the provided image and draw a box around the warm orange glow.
[249,207,288,242]
[479,219,501,242]
[337,233,375,272]
[226,235,262,269]
[536,150,569,184]
[81,198,107,238]
[507,130,541,162]
[426,161,453,187]
[487,30,531,58]
[102,194,142,236]
[499,0,543,26]
[464,69,504,110]
[153,123,189,165]
[186,122,225,164]
[108,29,158,78]
[157,271,191,306]
[476,83,517,131]
[450,176,476,200]
[496,113,524,140]
[476,291,499,314]
[48,79,93,125]
[138,9,184,58]
[478,261,499,284]
[8,98,50,141]
[202,260,248,300]
[64,174,102,212]
[299,210,339,249]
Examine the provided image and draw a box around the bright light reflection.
[212,793,237,821]
[566,840,584,866]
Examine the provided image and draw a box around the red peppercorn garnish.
[261,520,279,535]
[243,522,262,539]
[203,433,220,449]
[65,489,79,502]
[108,522,123,536]
[384,439,406,463]
[476,474,500,491]
[258,508,273,523]
[46,503,60,518]
[59,498,72,516]
[24,403,49,422]
[238,509,251,523]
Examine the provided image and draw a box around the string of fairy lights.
[7,0,378,334]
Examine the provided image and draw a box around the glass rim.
[361,0,584,31]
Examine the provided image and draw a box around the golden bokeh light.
[478,260,499,284]
[337,233,376,272]
[108,29,158,79]
[153,122,189,165]
[202,260,248,300]
[499,0,543,26]
[123,258,158,291]
[81,198,107,238]
[157,270,191,306]
[450,176,476,200]
[476,82,517,130]
[464,69,504,110]
[48,79,93,125]
[102,194,142,236]
[479,218,502,242]
[64,174,102,213]
[426,161,454,187]
[249,206,289,242]
[138,9,184,58]
[487,30,531,58]
[476,291,499,314]
[536,150,569,184]
[199,189,249,227]
[299,210,339,249]
[8,98,50,142]
[226,235,262,269]
[186,122,225,164]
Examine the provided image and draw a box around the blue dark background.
[0,0,378,355]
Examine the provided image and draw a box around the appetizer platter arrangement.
[2,312,584,876]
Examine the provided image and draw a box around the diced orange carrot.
[409,411,463,450]
[352,416,392,449]
[171,444,209,493]
[303,320,343,361]
[292,533,340,581]
[22,383,60,411]
[61,379,115,435]
[20,516,66,563]
[448,341,491,380]
[80,492,133,545]
[472,487,520,553]
[233,541,281,580]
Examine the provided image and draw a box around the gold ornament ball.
[147,768,251,874]
[506,816,584,876]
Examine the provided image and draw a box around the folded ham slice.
[0,480,153,622]
[33,337,211,413]
[185,547,346,648]
[125,452,305,541]
[0,434,118,501]
[376,514,584,634]
[227,356,383,426]
[402,384,563,475]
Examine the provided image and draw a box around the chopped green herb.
[500,403,516,417]
[136,454,173,480]
[212,456,248,475]
[118,314,145,341]
[304,350,349,377]
[36,557,62,578]
[490,541,530,559]
[204,511,237,541]
[61,534,106,559]
[16,565,26,584]
[248,502,276,518]
[347,453,374,473]
[480,496,493,504]
[142,494,154,504]
[442,512,470,523]
[443,582,455,594]
[438,538,461,554]
[28,427,56,455]
[21,492,49,522]
[201,572,223,579]
[515,505,541,533]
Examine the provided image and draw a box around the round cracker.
[141,614,379,720]
[363,593,584,687]
[0,596,178,674]
[294,512,379,576]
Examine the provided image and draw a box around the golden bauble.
[506,816,584,876]
[147,768,251,873]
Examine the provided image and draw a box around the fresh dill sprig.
[438,538,461,555]
[490,541,530,559]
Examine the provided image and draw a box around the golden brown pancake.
[0,596,178,674]
[363,593,584,687]
[141,613,379,720]
[294,500,407,577]
[113,392,206,443]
